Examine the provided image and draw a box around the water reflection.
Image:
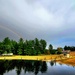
[50,61,55,66]
[0,60,47,75]
[0,60,75,75]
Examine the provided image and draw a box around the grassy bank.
[0,55,58,61]
[0,52,75,66]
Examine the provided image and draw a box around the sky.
[0,0,75,49]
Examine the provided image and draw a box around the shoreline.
[57,57,75,66]
[0,55,58,60]
[0,55,75,66]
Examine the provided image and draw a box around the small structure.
[62,50,70,58]
[2,53,13,56]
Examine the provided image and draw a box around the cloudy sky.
[0,0,75,48]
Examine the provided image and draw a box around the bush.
[50,50,57,54]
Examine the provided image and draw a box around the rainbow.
[0,25,22,39]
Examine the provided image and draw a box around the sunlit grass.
[0,55,58,61]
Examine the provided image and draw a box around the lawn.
[0,55,58,61]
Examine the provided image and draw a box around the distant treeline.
[64,46,75,51]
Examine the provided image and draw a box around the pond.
[0,60,75,75]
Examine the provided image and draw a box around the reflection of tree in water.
[0,60,47,75]
[0,60,6,75]
[34,61,41,75]
[50,61,55,66]
[41,61,47,73]
[0,60,15,75]
[16,60,22,75]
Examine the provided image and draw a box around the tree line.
[0,37,74,55]
[64,46,75,51]
[0,37,47,55]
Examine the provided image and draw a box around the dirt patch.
[70,51,75,56]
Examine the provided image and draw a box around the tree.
[64,45,67,50]
[0,42,4,54]
[18,38,24,49]
[5,45,11,53]
[40,39,47,54]
[3,37,11,45]
[49,44,53,54]
[18,38,24,55]
[49,44,53,50]
[17,49,22,55]
[2,37,12,53]
[34,38,40,55]
[57,47,63,54]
